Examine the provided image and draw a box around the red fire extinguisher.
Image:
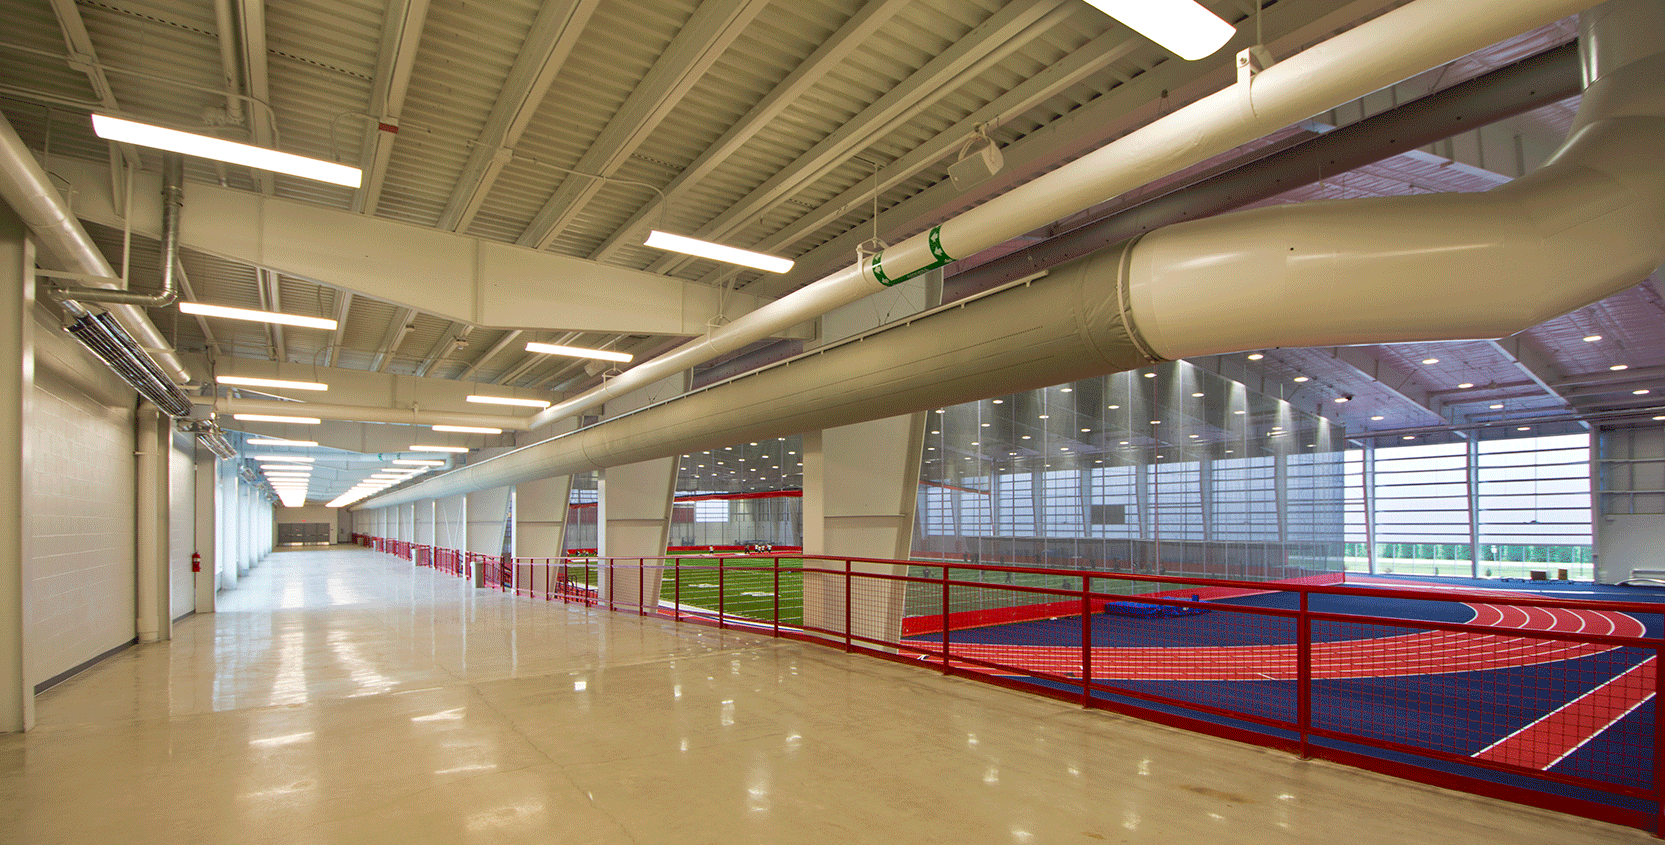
[191,551,201,572]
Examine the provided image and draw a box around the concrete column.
[217,462,237,589]
[401,502,416,545]
[193,449,217,612]
[134,407,171,643]
[801,412,928,650]
[414,499,435,548]
[465,486,510,587]
[800,269,936,647]
[598,373,686,610]
[238,483,253,576]
[598,458,678,609]
[515,474,572,558]
[435,494,467,551]
[0,202,35,731]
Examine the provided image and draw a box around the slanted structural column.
[598,373,686,611]
[802,271,937,650]
[463,484,508,588]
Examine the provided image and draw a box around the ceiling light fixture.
[217,375,328,391]
[91,114,362,187]
[1246,353,1264,361]
[1612,364,1630,371]
[246,438,318,447]
[524,342,632,363]
[1080,0,1235,60]
[253,455,315,462]
[466,394,551,409]
[1333,395,1352,403]
[180,302,338,330]
[393,459,445,466]
[410,445,470,453]
[1584,335,1603,342]
[1292,376,1309,383]
[235,414,321,425]
[643,230,793,273]
[1422,358,1440,365]
[431,425,502,434]
[1457,383,1474,389]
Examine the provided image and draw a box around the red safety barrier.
[351,539,1665,833]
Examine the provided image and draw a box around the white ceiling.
[2,0,1662,504]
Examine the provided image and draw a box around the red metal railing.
[356,537,1664,833]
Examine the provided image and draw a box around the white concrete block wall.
[168,431,195,621]
[25,308,138,685]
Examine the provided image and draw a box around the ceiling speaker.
[948,141,1004,192]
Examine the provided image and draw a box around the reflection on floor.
[0,546,1649,843]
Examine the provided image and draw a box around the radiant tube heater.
[183,419,237,459]
[63,310,195,417]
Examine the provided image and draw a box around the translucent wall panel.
[913,360,1347,583]
[670,436,803,549]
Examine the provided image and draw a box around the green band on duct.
[871,253,894,287]
[873,226,955,287]
[927,226,952,265]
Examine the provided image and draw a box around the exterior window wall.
[913,361,1347,583]
[1344,432,1593,579]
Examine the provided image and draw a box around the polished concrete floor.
[0,546,1648,844]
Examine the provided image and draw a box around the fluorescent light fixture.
[410,445,470,453]
[246,438,318,447]
[217,375,328,392]
[180,302,338,330]
[432,425,501,434]
[393,459,445,466]
[644,230,793,274]
[466,394,551,409]
[259,464,313,472]
[234,413,321,425]
[91,114,362,187]
[253,455,315,462]
[523,342,632,363]
[1081,0,1235,61]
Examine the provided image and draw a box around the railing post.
[1080,573,1092,708]
[718,556,727,630]
[1298,590,1312,760]
[844,559,853,653]
[673,557,681,622]
[940,564,951,675]
[638,558,645,617]
[772,557,781,637]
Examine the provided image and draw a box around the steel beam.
[353,0,431,216]
[516,0,770,250]
[437,0,598,232]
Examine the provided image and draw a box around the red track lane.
[1471,656,1657,770]
[906,599,1646,682]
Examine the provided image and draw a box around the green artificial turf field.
[660,557,804,626]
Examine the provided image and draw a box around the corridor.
[0,546,1645,843]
